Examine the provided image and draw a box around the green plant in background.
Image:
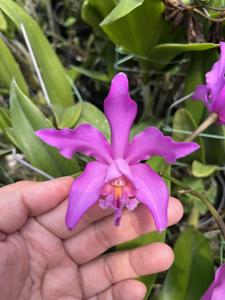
[0,0,225,299]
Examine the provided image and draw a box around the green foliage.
[10,82,79,177]
[158,227,214,300]
[0,0,73,107]
[0,36,28,94]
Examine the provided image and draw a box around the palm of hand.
[0,178,182,300]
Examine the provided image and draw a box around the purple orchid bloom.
[201,264,225,300]
[193,42,225,125]
[36,73,199,231]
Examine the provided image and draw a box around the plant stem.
[185,112,218,142]
[163,173,225,239]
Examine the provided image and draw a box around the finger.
[87,280,147,300]
[64,197,183,264]
[79,242,174,298]
[0,177,73,233]
[37,199,112,240]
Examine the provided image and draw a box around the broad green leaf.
[101,0,166,57]
[83,0,169,58]
[0,36,28,94]
[77,102,110,138]
[10,82,79,177]
[192,160,218,178]
[0,0,73,107]
[148,43,218,70]
[172,108,205,162]
[54,103,82,128]
[82,0,115,30]
[100,0,144,26]
[159,227,214,300]
[0,9,6,31]
[4,127,20,149]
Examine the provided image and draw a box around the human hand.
[0,177,183,300]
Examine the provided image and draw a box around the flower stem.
[184,112,218,142]
[162,173,225,239]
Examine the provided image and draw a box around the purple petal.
[131,163,169,231]
[212,85,225,124]
[105,159,132,182]
[104,72,137,159]
[192,84,212,111]
[126,127,200,164]
[66,161,108,229]
[35,124,112,164]
[206,42,225,100]
[201,264,225,300]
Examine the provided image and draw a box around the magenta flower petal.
[201,264,225,300]
[66,161,108,229]
[131,163,169,231]
[35,124,112,163]
[193,42,225,124]
[206,42,225,100]
[105,159,133,182]
[104,72,137,158]
[126,127,200,164]
[192,84,212,111]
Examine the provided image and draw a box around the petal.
[104,72,137,159]
[205,42,225,100]
[212,85,225,124]
[66,161,108,229]
[126,127,200,164]
[36,124,112,164]
[201,264,225,300]
[192,84,212,111]
[131,163,169,231]
[105,159,133,182]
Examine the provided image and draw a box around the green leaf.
[159,227,214,300]
[100,0,144,26]
[172,108,205,162]
[10,81,79,177]
[0,106,10,131]
[54,103,82,129]
[0,36,28,94]
[77,102,110,138]
[149,43,218,67]
[0,9,7,31]
[192,160,218,178]
[0,0,73,107]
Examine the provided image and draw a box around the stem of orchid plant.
[184,112,218,142]
[162,173,225,240]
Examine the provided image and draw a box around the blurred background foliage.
[0,0,225,299]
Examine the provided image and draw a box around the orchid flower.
[36,73,199,231]
[193,42,225,125]
[201,264,225,300]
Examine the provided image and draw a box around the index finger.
[0,177,73,233]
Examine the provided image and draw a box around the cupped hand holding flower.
[36,73,199,231]
[0,177,183,300]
